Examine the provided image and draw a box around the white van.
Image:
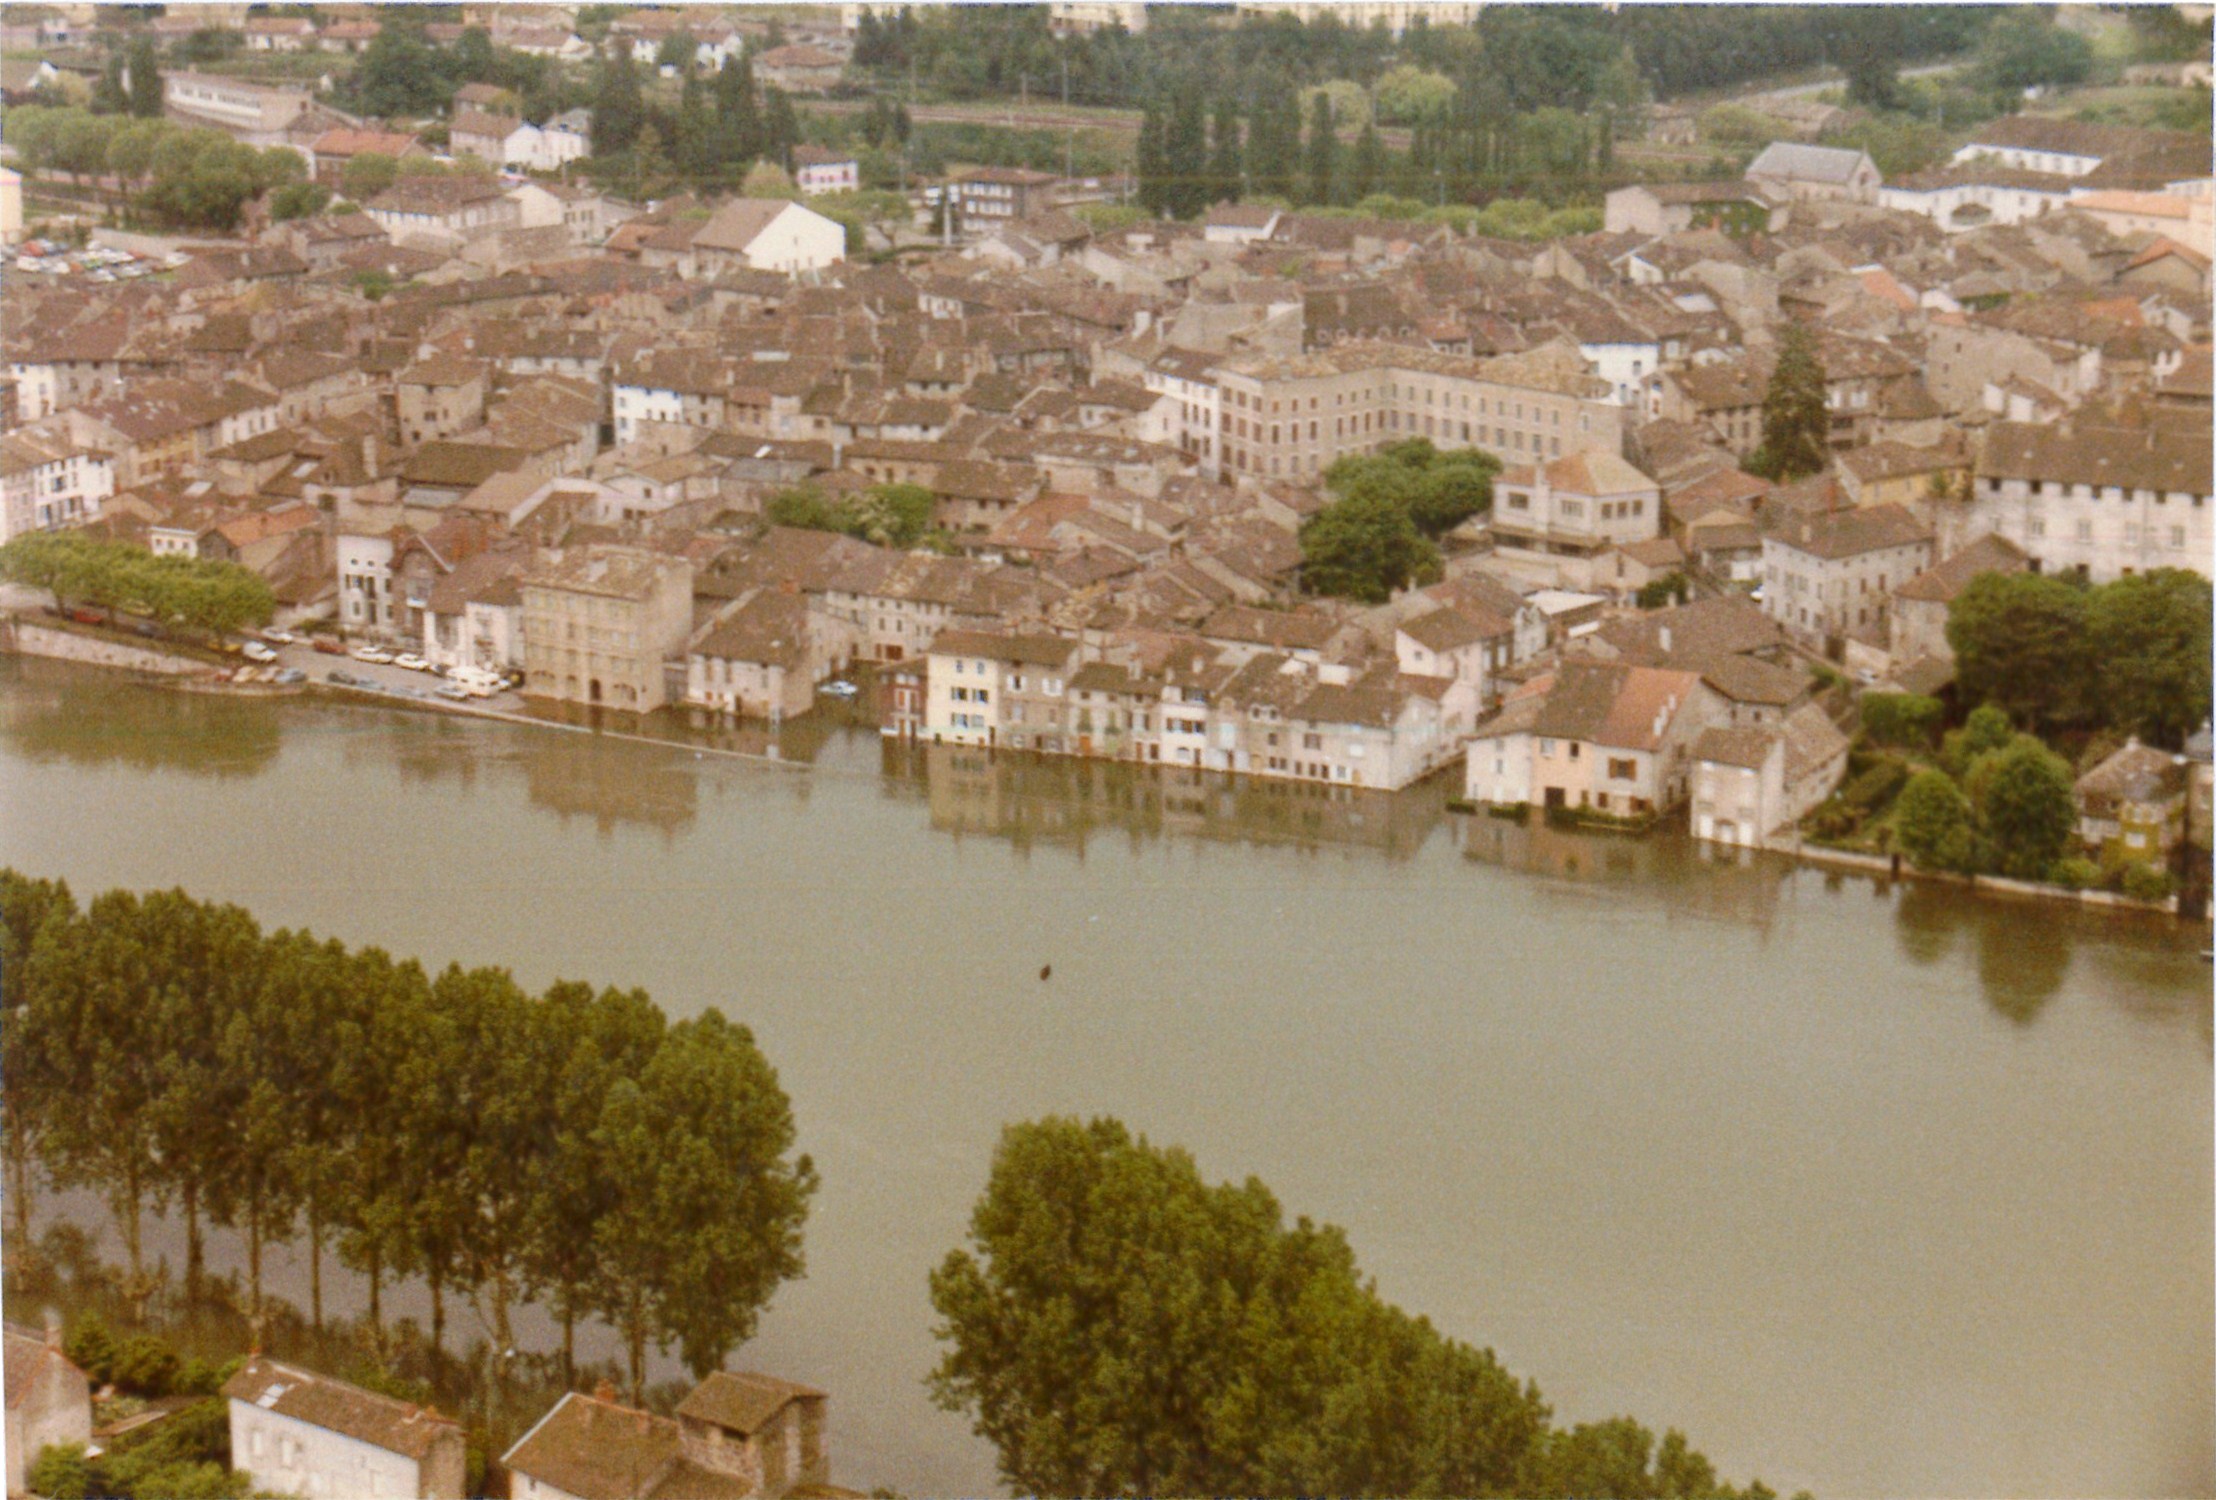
[447,666,502,699]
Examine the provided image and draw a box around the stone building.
[5,1322,91,1497]
[1759,503,1932,649]
[522,546,695,712]
[505,1373,838,1500]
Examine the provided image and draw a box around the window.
[1303,732,1322,750]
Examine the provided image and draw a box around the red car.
[312,637,347,655]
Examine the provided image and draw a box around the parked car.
[67,607,104,626]
[313,636,346,655]
[351,645,396,665]
[275,668,307,685]
[242,641,277,663]
[393,652,432,673]
[436,681,474,701]
[262,628,298,645]
[326,670,358,686]
[821,679,860,699]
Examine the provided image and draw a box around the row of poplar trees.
[1138,87,1615,220]
[0,872,817,1403]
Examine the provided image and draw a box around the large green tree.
[125,36,163,119]
[1894,769,1975,873]
[523,981,667,1382]
[1300,491,1441,604]
[33,892,169,1283]
[1968,736,2076,881]
[592,1011,816,1400]
[2084,569,2211,748]
[931,1118,1787,1499]
[0,872,74,1273]
[1746,324,1828,483]
[1945,572,2089,733]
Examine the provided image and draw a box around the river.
[1,656,2209,1499]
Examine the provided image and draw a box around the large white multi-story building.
[1965,420,2213,583]
[0,424,113,542]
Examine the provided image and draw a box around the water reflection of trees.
[1455,810,1791,931]
[0,658,283,779]
[891,742,1449,860]
[1895,878,2212,1035]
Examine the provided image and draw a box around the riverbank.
[8,619,2202,922]
[1772,833,2188,918]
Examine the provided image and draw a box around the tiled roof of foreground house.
[2076,740,2189,816]
[221,1357,459,1460]
[1520,661,1704,751]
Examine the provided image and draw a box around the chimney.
[1657,624,1672,656]
[43,1312,61,1350]
[595,1379,619,1404]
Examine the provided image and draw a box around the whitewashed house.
[0,423,115,542]
[689,198,847,276]
[1689,703,1851,848]
[224,1357,467,1500]
[792,145,860,197]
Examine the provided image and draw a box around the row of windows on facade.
[1503,494,1647,520]
[1527,739,1639,780]
[1988,477,2209,505]
[1228,383,1576,423]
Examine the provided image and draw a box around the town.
[0,3,2211,1497]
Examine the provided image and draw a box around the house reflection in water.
[1454,806,1793,931]
[519,731,699,839]
[893,741,1452,860]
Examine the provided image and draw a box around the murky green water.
[3,657,2209,1498]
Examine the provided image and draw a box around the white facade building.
[225,1358,467,1500]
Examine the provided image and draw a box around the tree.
[342,152,402,203]
[931,1118,1777,1499]
[595,49,645,157]
[1299,491,1440,604]
[1135,104,1169,218]
[592,1011,815,1400]
[2084,569,2211,748]
[33,891,169,1283]
[1746,324,1828,483]
[1164,90,1209,219]
[1207,97,1244,203]
[332,947,435,1335]
[348,22,452,118]
[1946,572,2089,732]
[1975,11,2093,92]
[739,160,799,199]
[1349,123,1385,203]
[1304,88,1339,207]
[657,30,701,72]
[1894,769,1975,873]
[268,182,330,221]
[130,891,268,1303]
[523,981,665,1382]
[0,872,74,1273]
[256,932,356,1330]
[1969,736,2076,881]
[126,36,163,119]
[1860,693,1943,749]
[1373,64,1455,126]
[1941,703,2017,777]
[1637,572,1693,610]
